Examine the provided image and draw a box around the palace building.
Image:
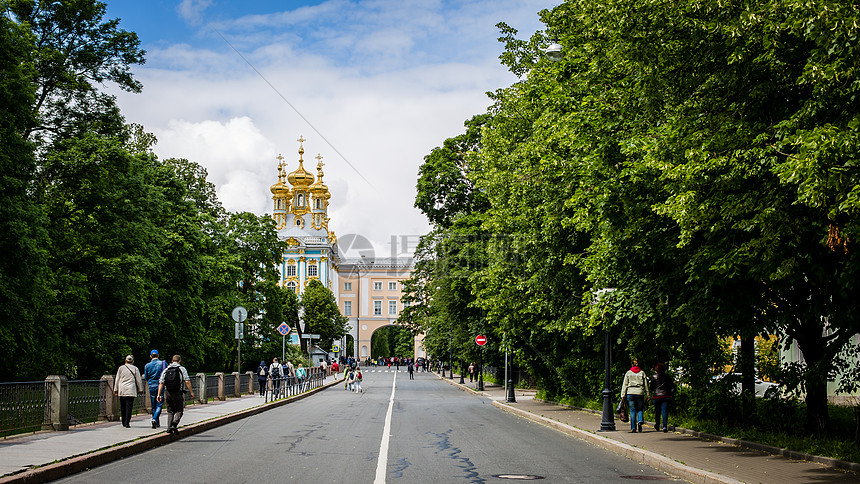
[270,137,339,294]
[269,137,422,360]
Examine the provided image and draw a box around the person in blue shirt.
[144,350,165,429]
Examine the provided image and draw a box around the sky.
[103,0,556,259]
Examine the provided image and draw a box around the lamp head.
[545,42,563,62]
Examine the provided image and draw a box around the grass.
[537,390,860,464]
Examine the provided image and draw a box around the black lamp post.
[459,359,465,384]
[595,288,617,432]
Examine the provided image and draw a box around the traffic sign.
[277,323,291,336]
[475,335,487,346]
[232,306,247,322]
[332,343,340,353]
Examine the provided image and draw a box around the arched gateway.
[338,258,421,361]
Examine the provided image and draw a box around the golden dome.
[287,137,315,188]
[270,154,291,196]
[310,153,331,199]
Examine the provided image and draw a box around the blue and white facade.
[270,138,339,294]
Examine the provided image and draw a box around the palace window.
[344,301,352,316]
[308,261,318,277]
[286,263,296,277]
[287,281,296,293]
[344,282,352,291]
[388,301,397,315]
[373,282,382,291]
[388,281,397,291]
[373,301,382,316]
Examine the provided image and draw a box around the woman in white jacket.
[114,355,144,428]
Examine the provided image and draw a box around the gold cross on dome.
[315,153,325,170]
[297,135,306,145]
[276,153,285,168]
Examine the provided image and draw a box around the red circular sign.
[475,335,487,346]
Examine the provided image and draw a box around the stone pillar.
[215,372,225,401]
[245,371,255,394]
[100,375,116,421]
[44,375,69,431]
[232,372,241,397]
[196,373,207,404]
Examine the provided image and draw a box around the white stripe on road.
[374,372,397,484]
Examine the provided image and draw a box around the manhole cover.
[493,475,545,480]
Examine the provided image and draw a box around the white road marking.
[374,372,397,484]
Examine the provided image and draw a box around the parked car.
[711,373,779,398]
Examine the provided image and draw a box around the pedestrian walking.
[144,350,166,428]
[354,368,363,392]
[269,358,284,398]
[345,368,354,391]
[408,362,414,380]
[114,355,144,428]
[257,360,268,397]
[285,360,296,390]
[651,362,675,432]
[296,364,306,391]
[621,358,650,433]
[468,362,475,382]
[156,354,195,435]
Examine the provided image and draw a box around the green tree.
[301,279,348,352]
[7,0,145,146]
[0,12,54,380]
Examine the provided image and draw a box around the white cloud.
[176,0,214,25]
[112,0,555,252]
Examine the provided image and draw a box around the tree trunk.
[739,334,756,421]
[796,335,830,435]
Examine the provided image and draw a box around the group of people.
[344,366,363,392]
[257,358,309,398]
[113,351,194,435]
[620,358,675,433]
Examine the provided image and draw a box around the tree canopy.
[406,0,860,435]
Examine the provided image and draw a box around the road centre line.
[374,372,397,484]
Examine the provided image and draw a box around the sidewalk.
[0,375,343,484]
[438,372,860,484]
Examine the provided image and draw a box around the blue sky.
[103,0,557,256]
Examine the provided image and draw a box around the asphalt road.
[58,370,677,483]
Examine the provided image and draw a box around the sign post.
[475,335,486,391]
[232,307,248,374]
[277,323,291,361]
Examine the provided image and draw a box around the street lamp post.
[594,288,617,432]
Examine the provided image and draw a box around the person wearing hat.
[114,355,144,428]
[144,350,166,428]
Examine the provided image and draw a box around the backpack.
[356,371,362,381]
[164,366,182,392]
[259,366,267,377]
[271,365,281,379]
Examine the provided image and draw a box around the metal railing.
[0,381,51,438]
[2,369,324,437]
[66,380,107,426]
[264,368,326,402]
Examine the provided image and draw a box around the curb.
[0,378,344,484]
[492,400,742,484]
[534,398,860,475]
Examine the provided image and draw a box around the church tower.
[272,136,338,295]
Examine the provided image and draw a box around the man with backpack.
[156,355,195,435]
[269,357,284,398]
